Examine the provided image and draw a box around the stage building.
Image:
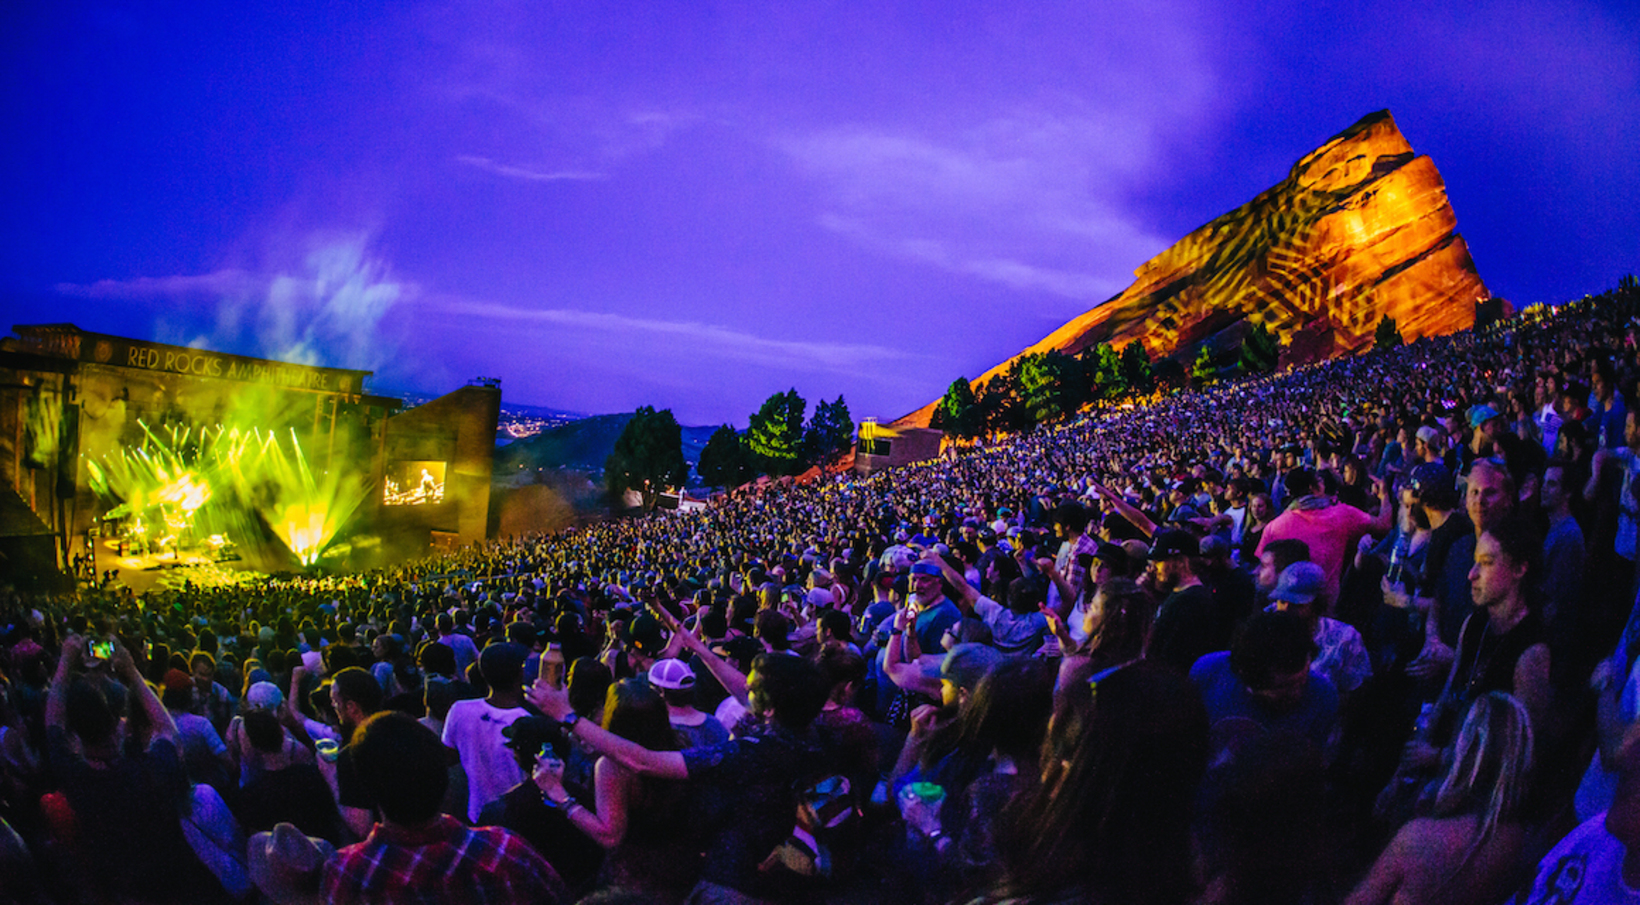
[852,421,944,476]
[0,324,499,587]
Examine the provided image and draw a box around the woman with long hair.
[971,661,1208,905]
[1345,692,1534,905]
[536,678,697,901]
[1239,492,1276,565]
[1047,578,1155,698]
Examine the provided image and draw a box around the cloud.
[778,113,1172,300]
[426,298,925,373]
[55,235,410,371]
[56,269,267,301]
[818,214,1125,301]
[455,154,605,182]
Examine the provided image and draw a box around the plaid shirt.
[322,815,566,905]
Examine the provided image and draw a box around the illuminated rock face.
[898,110,1488,427]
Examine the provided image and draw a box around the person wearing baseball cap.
[1146,530,1232,675]
[1267,561,1370,695]
[649,658,729,749]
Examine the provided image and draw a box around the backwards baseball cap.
[1093,541,1131,573]
[648,658,696,691]
[1150,529,1199,560]
[628,614,665,656]
[1268,562,1326,607]
[1414,425,1441,445]
[1468,404,1503,429]
[1408,462,1454,498]
[245,681,284,711]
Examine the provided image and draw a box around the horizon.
[4,1,1637,426]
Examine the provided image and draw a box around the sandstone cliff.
[896,110,1488,428]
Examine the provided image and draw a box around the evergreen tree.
[1093,342,1124,398]
[1019,351,1075,423]
[933,378,980,440]
[1119,342,1153,394]
[1239,322,1281,373]
[697,424,747,489]
[1373,315,1403,350]
[745,389,807,476]
[1190,346,1217,387]
[1153,356,1186,390]
[802,395,854,467]
[604,406,688,510]
[976,370,1031,436]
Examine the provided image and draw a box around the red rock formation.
[896,110,1488,428]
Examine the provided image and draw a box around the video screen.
[383,461,447,506]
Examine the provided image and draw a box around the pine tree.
[1019,351,1075,424]
[1239,322,1281,373]
[697,424,747,489]
[745,389,807,476]
[933,378,980,440]
[1190,346,1217,386]
[1119,342,1153,395]
[1373,315,1403,350]
[802,395,854,467]
[604,406,688,510]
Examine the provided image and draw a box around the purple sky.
[4,1,1637,426]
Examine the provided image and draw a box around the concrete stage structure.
[852,420,944,476]
[0,324,499,587]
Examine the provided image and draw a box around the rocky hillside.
[896,110,1489,427]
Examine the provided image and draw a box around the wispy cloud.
[455,154,605,182]
[819,215,1125,301]
[427,298,925,372]
[57,269,267,300]
[55,235,411,371]
[778,112,1171,300]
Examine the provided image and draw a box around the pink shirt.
[1256,500,1377,608]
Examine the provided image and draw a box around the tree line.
[606,313,1415,507]
[929,317,1411,442]
[605,391,855,508]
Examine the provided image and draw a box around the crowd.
[4,285,1640,904]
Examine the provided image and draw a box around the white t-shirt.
[1524,811,1640,904]
[441,698,527,821]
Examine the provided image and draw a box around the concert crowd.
[3,285,1640,904]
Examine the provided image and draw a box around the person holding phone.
[45,634,229,902]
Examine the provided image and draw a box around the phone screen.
[88,640,114,661]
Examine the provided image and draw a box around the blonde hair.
[1430,692,1533,882]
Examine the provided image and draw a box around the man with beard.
[325,667,383,838]
[1146,530,1232,675]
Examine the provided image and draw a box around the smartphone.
[88,639,114,661]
